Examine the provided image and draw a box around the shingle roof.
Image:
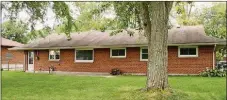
[10,25,226,50]
[1,37,23,47]
[168,25,225,44]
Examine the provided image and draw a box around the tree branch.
[140,2,151,37]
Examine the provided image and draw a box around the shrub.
[110,68,121,75]
[199,68,226,77]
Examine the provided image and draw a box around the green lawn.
[2,71,226,100]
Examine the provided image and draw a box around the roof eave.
[9,43,222,51]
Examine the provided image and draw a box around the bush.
[110,68,121,75]
[199,68,226,77]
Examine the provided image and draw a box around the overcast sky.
[1,2,214,30]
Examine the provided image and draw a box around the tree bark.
[141,2,173,90]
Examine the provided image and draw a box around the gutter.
[213,44,217,69]
[8,43,220,51]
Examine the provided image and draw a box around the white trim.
[110,48,126,58]
[48,49,60,61]
[178,46,198,58]
[75,49,94,63]
[140,47,148,61]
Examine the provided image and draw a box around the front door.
[28,51,34,72]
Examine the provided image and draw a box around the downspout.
[24,51,27,72]
[213,44,217,69]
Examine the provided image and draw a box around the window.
[49,50,60,61]
[140,47,148,61]
[110,48,126,58]
[178,46,198,57]
[75,49,94,62]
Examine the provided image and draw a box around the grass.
[2,71,226,100]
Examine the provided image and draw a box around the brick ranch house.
[1,37,24,70]
[10,26,226,75]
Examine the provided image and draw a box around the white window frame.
[110,48,126,58]
[178,46,198,58]
[49,49,60,61]
[140,47,148,61]
[75,48,94,63]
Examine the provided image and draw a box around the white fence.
[1,64,24,71]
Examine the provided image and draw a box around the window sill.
[110,56,126,58]
[140,59,148,61]
[178,55,198,58]
[49,59,60,62]
[75,60,94,63]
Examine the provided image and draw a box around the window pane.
[76,50,93,60]
[29,58,33,64]
[49,50,55,55]
[28,52,34,64]
[86,50,93,60]
[180,48,197,55]
[112,50,119,56]
[142,54,148,59]
[142,49,148,53]
[112,49,125,56]
[118,49,125,56]
[189,48,196,55]
[180,48,189,55]
[49,55,55,59]
[55,50,60,59]
[55,50,60,55]
[55,55,60,59]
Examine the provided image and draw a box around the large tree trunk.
[141,2,173,90]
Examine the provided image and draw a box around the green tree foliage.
[112,2,141,29]
[86,2,145,36]
[2,1,74,37]
[173,2,200,25]
[55,2,118,33]
[26,27,52,41]
[198,3,226,39]
[1,21,28,43]
[174,2,226,39]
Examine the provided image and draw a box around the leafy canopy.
[2,1,75,38]
[1,21,28,43]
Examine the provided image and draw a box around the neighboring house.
[10,26,226,74]
[1,37,24,70]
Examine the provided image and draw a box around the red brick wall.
[1,46,25,64]
[168,46,214,74]
[34,48,146,73]
[32,46,214,74]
